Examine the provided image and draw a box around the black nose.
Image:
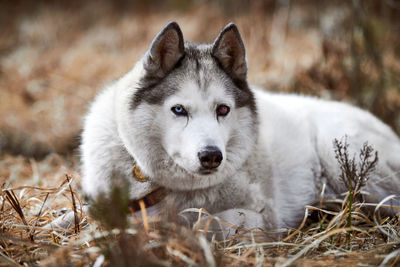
[198,146,223,169]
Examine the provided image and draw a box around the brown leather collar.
[130,187,166,212]
[130,164,166,211]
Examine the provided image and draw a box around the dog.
[80,21,400,233]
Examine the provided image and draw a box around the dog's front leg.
[184,208,268,241]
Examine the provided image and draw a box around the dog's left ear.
[143,21,185,77]
[212,23,247,81]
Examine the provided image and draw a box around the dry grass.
[1,0,400,266]
[0,153,399,266]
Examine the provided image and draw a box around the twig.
[3,189,34,241]
[66,175,80,234]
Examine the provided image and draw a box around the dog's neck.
[130,163,167,211]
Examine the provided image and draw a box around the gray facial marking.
[223,75,257,112]
[130,41,256,114]
[131,69,180,109]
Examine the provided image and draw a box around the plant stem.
[347,188,353,250]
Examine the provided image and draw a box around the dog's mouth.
[198,168,218,175]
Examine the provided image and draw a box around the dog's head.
[117,21,258,190]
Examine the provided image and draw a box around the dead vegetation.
[0,146,399,266]
[1,0,400,266]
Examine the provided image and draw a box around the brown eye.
[216,104,230,117]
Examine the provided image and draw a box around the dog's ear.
[143,21,184,77]
[212,23,247,81]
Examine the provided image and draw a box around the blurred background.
[1,0,400,161]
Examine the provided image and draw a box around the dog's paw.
[180,208,267,241]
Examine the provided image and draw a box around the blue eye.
[171,105,188,116]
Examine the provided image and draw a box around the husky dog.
[81,21,400,231]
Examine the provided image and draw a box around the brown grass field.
[0,1,400,266]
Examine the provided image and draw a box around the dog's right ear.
[143,21,184,77]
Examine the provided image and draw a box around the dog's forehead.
[180,43,224,90]
[167,78,234,109]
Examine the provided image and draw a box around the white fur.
[81,59,400,232]
[161,79,232,173]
